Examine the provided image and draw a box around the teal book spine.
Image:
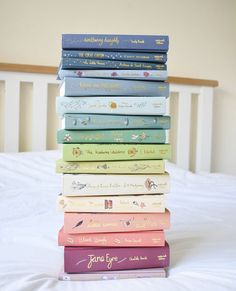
[56,96,167,116]
[60,77,169,97]
[63,114,171,130]
[57,129,166,144]
[61,58,166,70]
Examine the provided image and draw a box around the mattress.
[0,151,235,291]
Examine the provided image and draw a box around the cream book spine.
[58,194,165,213]
[62,173,170,196]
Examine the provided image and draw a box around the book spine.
[63,114,171,130]
[58,228,165,247]
[61,77,169,97]
[64,210,170,233]
[62,50,167,63]
[62,34,169,52]
[58,69,168,81]
[64,243,169,273]
[58,194,165,213]
[56,159,165,174]
[63,144,171,162]
[56,96,167,116]
[61,58,166,70]
[62,173,170,196]
[59,268,166,281]
[57,129,166,144]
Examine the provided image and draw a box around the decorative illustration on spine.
[56,96,167,116]
[62,50,167,63]
[62,173,170,196]
[64,242,170,273]
[56,159,165,174]
[57,129,166,144]
[62,114,171,130]
[57,194,165,213]
[63,143,171,161]
[64,210,170,234]
[58,69,168,81]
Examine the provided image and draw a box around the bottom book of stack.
[59,267,166,281]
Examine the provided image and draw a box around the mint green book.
[63,144,171,161]
[57,129,166,144]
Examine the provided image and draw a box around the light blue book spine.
[60,77,169,97]
[56,96,166,116]
[58,69,168,81]
[63,114,171,130]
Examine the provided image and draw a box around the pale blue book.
[56,96,166,116]
[60,77,169,97]
[58,69,168,81]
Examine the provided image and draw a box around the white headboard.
[0,63,218,173]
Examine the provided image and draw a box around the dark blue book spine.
[62,50,167,63]
[61,58,166,70]
[62,34,169,52]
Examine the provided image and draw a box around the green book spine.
[63,144,171,162]
[56,159,165,174]
[57,129,166,144]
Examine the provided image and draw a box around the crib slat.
[4,79,20,152]
[195,87,213,172]
[165,97,170,143]
[176,91,192,170]
[32,81,48,151]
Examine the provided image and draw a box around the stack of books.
[56,34,171,281]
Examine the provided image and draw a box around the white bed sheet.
[0,151,235,291]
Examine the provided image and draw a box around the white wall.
[0,0,236,174]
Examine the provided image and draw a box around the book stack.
[56,34,171,281]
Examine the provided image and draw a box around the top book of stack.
[62,34,169,52]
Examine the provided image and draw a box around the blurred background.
[0,0,235,174]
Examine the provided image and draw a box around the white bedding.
[0,151,235,291]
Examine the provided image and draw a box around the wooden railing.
[0,63,218,173]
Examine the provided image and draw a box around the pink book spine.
[58,227,165,247]
[64,209,170,234]
[64,242,169,273]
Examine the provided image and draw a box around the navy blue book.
[61,58,166,70]
[62,50,167,63]
[62,34,169,52]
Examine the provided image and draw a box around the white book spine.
[56,96,166,116]
[62,173,170,196]
[58,69,168,81]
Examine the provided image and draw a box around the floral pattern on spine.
[64,134,72,142]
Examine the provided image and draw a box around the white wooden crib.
[0,63,218,173]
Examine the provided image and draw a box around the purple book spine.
[64,242,169,273]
